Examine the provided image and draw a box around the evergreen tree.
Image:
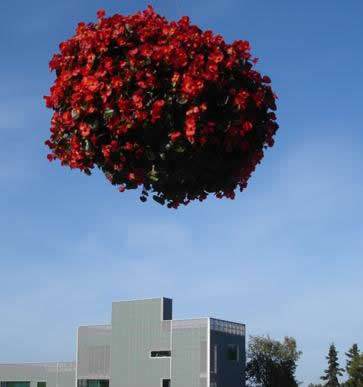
[346,344,360,372]
[345,352,363,387]
[320,343,344,387]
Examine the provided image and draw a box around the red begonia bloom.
[44,6,279,208]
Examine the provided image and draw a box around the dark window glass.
[227,344,239,361]
[162,380,171,387]
[1,383,30,387]
[37,383,46,387]
[150,350,171,357]
[77,380,109,387]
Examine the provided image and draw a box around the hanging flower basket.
[44,6,279,208]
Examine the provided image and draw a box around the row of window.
[0,381,108,387]
[0,383,45,387]
[77,380,109,387]
[150,344,240,362]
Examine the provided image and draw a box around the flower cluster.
[44,6,279,208]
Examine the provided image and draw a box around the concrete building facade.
[0,298,246,387]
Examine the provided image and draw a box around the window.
[151,350,171,357]
[0,384,30,387]
[88,382,109,387]
[37,383,46,387]
[162,380,170,387]
[77,381,109,387]
[227,344,239,361]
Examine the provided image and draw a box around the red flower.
[82,76,99,92]
[132,94,143,109]
[97,9,106,19]
[124,142,133,151]
[169,131,182,141]
[151,99,165,123]
[210,49,224,63]
[242,121,253,132]
[172,72,180,85]
[140,44,153,57]
[185,117,196,138]
[44,6,279,208]
[80,123,91,137]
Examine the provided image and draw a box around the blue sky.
[0,0,362,385]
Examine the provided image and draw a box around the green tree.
[346,344,360,371]
[320,343,344,387]
[346,354,363,386]
[246,335,302,387]
[345,344,363,387]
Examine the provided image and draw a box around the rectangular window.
[151,350,171,357]
[0,383,30,387]
[37,383,46,387]
[162,380,170,387]
[227,344,239,361]
[77,381,109,387]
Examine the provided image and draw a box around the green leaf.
[126,182,138,190]
[177,97,188,105]
[90,119,100,130]
[149,175,159,182]
[153,195,165,205]
[148,165,158,181]
[146,149,156,161]
[84,139,91,151]
[71,110,80,119]
[174,144,185,153]
[103,109,114,120]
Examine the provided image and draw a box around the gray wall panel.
[111,298,171,387]
[77,325,111,381]
[171,319,208,387]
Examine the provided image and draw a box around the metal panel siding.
[111,298,171,387]
[0,363,75,387]
[209,326,246,387]
[47,363,76,387]
[77,325,111,380]
[171,319,208,387]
